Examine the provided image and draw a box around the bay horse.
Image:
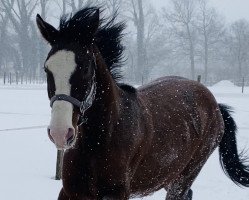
[36,7,249,200]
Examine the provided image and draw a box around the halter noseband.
[50,61,97,126]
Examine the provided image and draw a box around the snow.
[212,80,236,87]
[0,82,249,199]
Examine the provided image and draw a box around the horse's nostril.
[47,126,75,147]
[47,127,55,143]
[66,128,75,145]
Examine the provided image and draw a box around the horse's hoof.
[187,189,193,200]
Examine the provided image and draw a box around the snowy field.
[0,81,249,200]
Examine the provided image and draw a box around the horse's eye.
[79,65,88,75]
[83,67,88,74]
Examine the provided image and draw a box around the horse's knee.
[165,182,193,200]
[102,191,129,200]
[103,195,128,200]
[187,189,193,200]
[58,188,70,200]
[101,185,129,200]
[58,187,91,200]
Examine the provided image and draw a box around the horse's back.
[131,76,224,196]
[138,76,218,112]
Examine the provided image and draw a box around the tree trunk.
[71,0,77,13]
[238,60,242,83]
[187,25,195,80]
[0,13,9,70]
[39,0,48,81]
[62,0,67,15]
[9,72,12,85]
[16,72,19,84]
[55,150,64,180]
[190,44,195,80]
[4,72,6,85]
[136,0,147,83]
[204,34,208,83]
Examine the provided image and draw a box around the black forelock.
[57,6,125,82]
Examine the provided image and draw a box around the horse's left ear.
[36,14,59,45]
[89,9,100,36]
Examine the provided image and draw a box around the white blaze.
[46,50,76,130]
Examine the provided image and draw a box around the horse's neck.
[96,51,120,113]
[85,50,121,137]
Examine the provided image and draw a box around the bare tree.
[163,0,197,80]
[1,0,39,81]
[105,0,122,17]
[68,0,101,13]
[197,0,225,83]
[0,2,11,71]
[226,20,249,82]
[39,0,49,19]
[53,0,67,15]
[143,6,167,72]
[37,0,50,81]
[123,0,147,83]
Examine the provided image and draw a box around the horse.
[36,7,249,200]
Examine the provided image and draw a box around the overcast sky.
[154,0,249,23]
[45,0,249,27]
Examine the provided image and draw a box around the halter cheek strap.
[50,69,96,126]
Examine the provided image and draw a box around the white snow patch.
[212,80,236,87]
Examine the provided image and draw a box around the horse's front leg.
[58,188,70,200]
[58,188,94,200]
[166,186,192,200]
[102,191,129,200]
[101,183,130,200]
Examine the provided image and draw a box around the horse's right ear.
[36,14,58,45]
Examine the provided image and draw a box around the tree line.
[0,0,248,85]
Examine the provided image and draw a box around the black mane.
[58,7,125,81]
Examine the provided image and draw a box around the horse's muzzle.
[47,126,75,149]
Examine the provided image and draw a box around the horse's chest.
[85,150,128,194]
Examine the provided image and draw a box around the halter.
[50,55,97,126]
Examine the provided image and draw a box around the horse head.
[36,8,100,149]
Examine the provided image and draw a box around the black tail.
[218,104,249,187]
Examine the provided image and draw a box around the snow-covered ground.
[0,81,249,200]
